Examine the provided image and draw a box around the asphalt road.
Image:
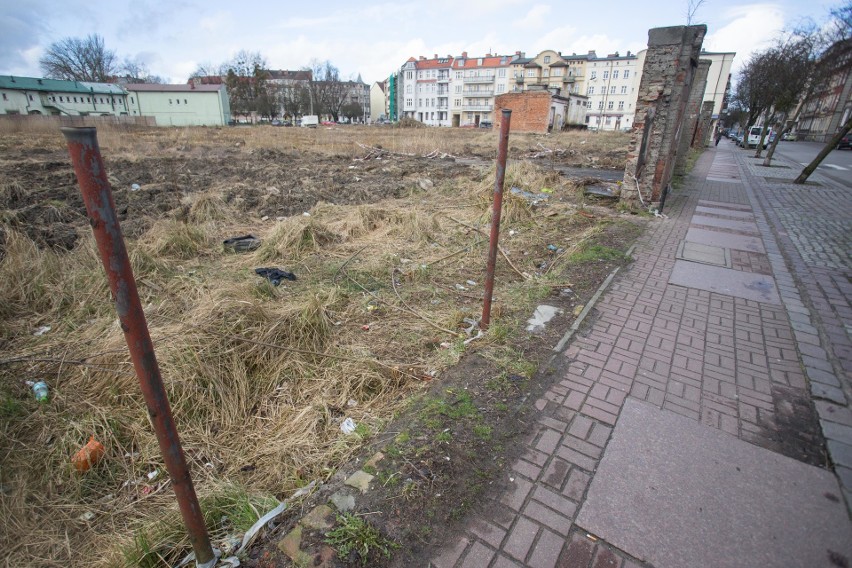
[769,140,852,188]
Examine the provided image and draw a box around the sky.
[0,0,836,85]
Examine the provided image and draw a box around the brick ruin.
[622,25,707,208]
[674,59,711,176]
[695,100,716,149]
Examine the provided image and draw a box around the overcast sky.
[0,0,833,85]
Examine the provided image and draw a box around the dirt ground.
[0,123,639,567]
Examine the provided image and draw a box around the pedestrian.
[715,129,722,146]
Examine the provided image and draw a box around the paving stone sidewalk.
[429,141,852,568]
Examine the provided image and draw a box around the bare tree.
[794,1,852,183]
[120,58,167,84]
[39,34,118,82]
[686,0,707,25]
[306,60,350,120]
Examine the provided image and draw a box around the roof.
[268,70,312,81]
[126,83,223,92]
[414,57,454,70]
[0,75,123,94]
[524,62,542,68]
[548,61,568,67]
[455,55,513,69]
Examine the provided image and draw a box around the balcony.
[515,75,524,83]
[461,103,493,111]
[437,104,448,110]
[437,75,450,83]
[463,75,495,84]
[463,88,494,97]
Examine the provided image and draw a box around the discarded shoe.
[223,235,261,252]
[255,267,297,286]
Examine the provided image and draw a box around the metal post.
[481,109,512,330]
[60,127,215,568]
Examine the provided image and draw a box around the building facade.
[583,51,640,131]
[510,50,584,96]
[126,83,231,126]
[795,44,852,143]
[0,76,128,116]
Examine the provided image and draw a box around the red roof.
[414,57,454,70]
[455,55,512,69]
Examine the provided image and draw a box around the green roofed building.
[0,75,129,116]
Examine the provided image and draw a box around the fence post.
[481,109,512,330]
[60,127,215,567]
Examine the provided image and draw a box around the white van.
[745,126,773,149]
[300,115,319,128]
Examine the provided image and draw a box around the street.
[769,140,852,188]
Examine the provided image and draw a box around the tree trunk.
[762,111,788,166]
[753,109,772,159]
[793,115,852,184]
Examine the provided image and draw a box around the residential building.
[126,83,231,126]
[509,50,584,96]
[341,75,370,123]
[370,81,387,122]
[400,55,455,126]
[796,41,852,142]
[583,51,640,131]
[699,50,735,134]
[0,75,128,116]
[451,52,515,127]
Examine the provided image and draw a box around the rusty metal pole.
[60,127,215,567]
[481,109,512,330]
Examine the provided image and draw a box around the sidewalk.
[430,140,852,568]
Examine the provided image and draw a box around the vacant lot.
[0,123,633,566]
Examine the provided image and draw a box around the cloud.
[518,4,551,30]
[0,3,50,72]
[703,3,784,74]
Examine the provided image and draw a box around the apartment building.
[451,52,515,127]
[583,51,640,131]
[510,50,584,96]
[399,55,454,126]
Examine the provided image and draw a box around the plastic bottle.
[32,381,49,403]
[71,437,106,473]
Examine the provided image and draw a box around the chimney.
[434,53,438,59]
[462,51,468,58]
[516,51,521,56]
[626,51,631,57]
[419,56,426,61]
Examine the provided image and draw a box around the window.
[621,86,627,94]
[544,55,551,63]
[603,71,609,79]
[553,68,561,76]
[605,116,612,124]
[607,101,614,109]
[59,96,64,102]
[169,99,173,104]
[73,97,78,103]
[586,101,592,108]
[590,71,597,80]
[184,99,187,104]
[527,69,535,77]
[406,71,412,79]
[610,86,616,94]
[406,98,412,106]
[455,85,461,93]
[1,93,6,101]
[498,69,506,77]
[130,97,134,104]
[29,94,34,101]
[405,85,411,93]
[624,70,630,79]
[587,86,594,95]
[612,70,619,79]
[86,97,90,102]
[598,101,603,109]
[455,99,461,106]
[176,99,180,104]
[618,101,624,110]
[496,84,505,93]
[455,71,462,79]
[101,98,104,103]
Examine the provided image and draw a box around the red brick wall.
[494,92,552,133]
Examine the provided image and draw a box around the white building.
[451,52,514,127]
[0,75,128,116]
[126,83,231,126]
[583,51,640,131]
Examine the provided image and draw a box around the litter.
[340,417,357,434]
[27,380,49,402]
[71,436,106,473]
[547,244,558,252]
[32,325,51,336]
[146,469,159,481]
[455,284,467,291]
[78,511,95,522]
[361,325,370,331]
[510,186,550,205]
[254,267,297,286]
[130,183,140,191]
[465,280,477,286]
[223,235,261,253]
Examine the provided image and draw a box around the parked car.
[744,126,773,149]
[300,115,319,128]
[479,121,493,128]
[838,133,851,150]
[782,132,796,141]
[271,120,283,126]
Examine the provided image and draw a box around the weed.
[435,431,452,443]
[325,513,398,565]
[473,425,492,440]
[569,244,628,264]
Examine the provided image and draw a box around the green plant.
[435,431,452,443]
[324,513,398,565]
[569,244,628,264]
[473,424,492,440]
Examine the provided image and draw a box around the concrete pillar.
[674,59,711,175]
[695,100,715,148]
[622,25,707,207]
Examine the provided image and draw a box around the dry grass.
[0,125,630,567]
